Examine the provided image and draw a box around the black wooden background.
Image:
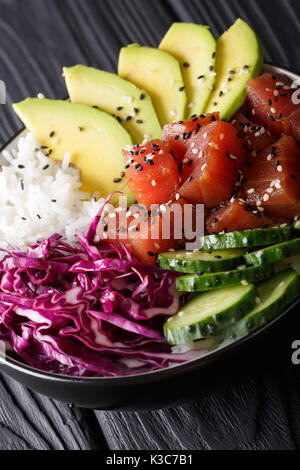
[0,0,300,450]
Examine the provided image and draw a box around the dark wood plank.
[0,372,107,450]
[0,0,300,451]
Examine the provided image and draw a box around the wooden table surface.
[0,0,300,450]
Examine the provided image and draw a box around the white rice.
[0,132,106,252]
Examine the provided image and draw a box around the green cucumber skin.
[158,253,245,274]
[163,285,257,344]
[244,238,300,266]
[201,227,292,250]
[176,264,274,292]
[220,270,300,339]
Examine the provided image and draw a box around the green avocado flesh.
[159,22,216,117]
[205,18,263,120]
[13,98,135,203]
[118,43,187,127]
[63,65,161,144]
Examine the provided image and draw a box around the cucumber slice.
[158,248,246,274]
[201,227,292,250]
[176,263,274,292]
[293,218,300,234]
[220,269,300,339]
[244,238,300,266]
[163,283,256,344]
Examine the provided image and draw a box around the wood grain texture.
[0,0,300,450]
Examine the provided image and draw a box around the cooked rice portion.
[0,132,105,250]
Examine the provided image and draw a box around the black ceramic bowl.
[1,64,300,411]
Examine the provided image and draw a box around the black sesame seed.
[21,217,26,220]
[243,64,249,69]
[49,131,55,137]
[37,214,41,219]
[211,115,216,122]
[174,135,179,140]
[139,93,145,100]
[116,106,123,111]
[280,92,287,97]
[197,74,204,80]
[212,52,216,59]
[41,145,48,149]
[20,179,24,190]
[148,251,155,257]
[214,255,222,259]
[179,86,185,92]
[183,62,189,67]
[18,164,25,169]
[43,164,49,170]
[116,116,122,123]
[136,119,143,124]
[219,91,223,97]
[113,177,121,183]
[126,116,132,121]
[178,163,183,174]
[267,99,272,105]
[244,205,254,212]
[211,218,218,223]
[187,159,193,167]
[268,115,275,121]
[133,107,139,113]
[229,69,235,74]
[183,131,192,140]
[290,174,297,179]
[51,199,56,203]
[209,65,214,71]
[212,102,217,106]
[278,113,282,119]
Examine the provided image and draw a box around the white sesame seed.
[283,85,290,90]
[170,110,176,116]
[151,179,156,186]
[258,206,264,212]
[254,131,261,137]
[278,281,285,288]
[263,194,270,202]
[251,109,256,115]
[208,142,219,149]
[175,193,180,201]
[256,200,262,206]
[266,187,273,193]
[187,102,194,108]
[241,280,248,286]
[203,132,207,139]
[273,90,279,96]
[201,163,207,171]
[170,79,174,86]
[260,127,265,134]
[267,154,272,161]
[183,157,188,163]
[154,243,160,250]
[247,188,255,194]
[220,133,224,140]
[270,107,276,114]
[209,72,217,77]
[192,148,198,154]
[280,223,288,227]
[198,150,203,158]
[277,165,283,172]
[252,150,257,157]
[276,81,284,87]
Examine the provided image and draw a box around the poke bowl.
[1,19,300,410]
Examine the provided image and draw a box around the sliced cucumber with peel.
[176,263,274,292]
[201,226,292,250]
[244,238,300,266]
[293,218,300,234]
[163,283,256,344]
[158,248,246,274]
[220,269,300,339]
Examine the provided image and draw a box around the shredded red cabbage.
[0,200,198,377]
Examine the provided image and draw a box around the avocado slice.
[159,22,216,117]
[13,98,135,203]
[63,65,161,144]
[205,18,263,120]
[118,44,187,127]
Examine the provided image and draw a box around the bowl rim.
[1,62,299,385]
